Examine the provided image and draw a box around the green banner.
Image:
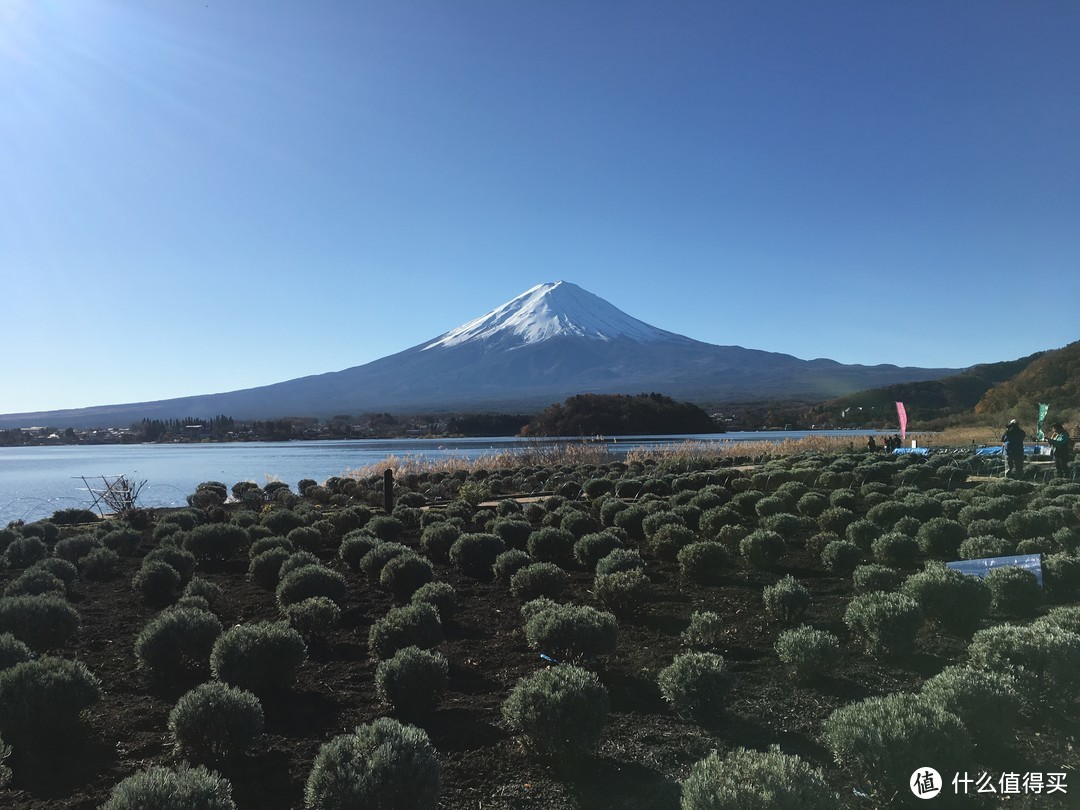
[1037,403,1049,441]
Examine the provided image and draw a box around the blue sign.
[946,554,1043,588]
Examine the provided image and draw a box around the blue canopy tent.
[974,445,1042,456]
[947,554,1043,587]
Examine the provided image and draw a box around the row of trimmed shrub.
[101,716,442,810]
[135,604,308,695]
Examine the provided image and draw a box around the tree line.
[1,393,729,446]
[520,393,717,437]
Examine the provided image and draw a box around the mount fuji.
[0,281,958,428]
[421,281,685,349]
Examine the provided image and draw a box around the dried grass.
[343,442,618,481]
[927,426,1004,447]
[343,434,875,480]
[339,423,1032,481]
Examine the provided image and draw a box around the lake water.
[0,431,875,525]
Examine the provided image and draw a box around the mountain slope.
[0,281,961,428]
[974,341,1080,414]
[809,352,1045,422]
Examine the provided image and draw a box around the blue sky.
[2,1,1077,415]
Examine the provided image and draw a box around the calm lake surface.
[0,431,875,525]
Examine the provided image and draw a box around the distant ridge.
[804,340,1080,429]
[975,341,1080,414]
[810,352,1046,422]
[0,281,961,428]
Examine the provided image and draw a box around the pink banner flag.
[896,402,908,441]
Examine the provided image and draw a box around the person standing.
[1001,420,1027,478]
[1049,423,1073,478]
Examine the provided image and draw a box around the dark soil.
[1,503,1078,809]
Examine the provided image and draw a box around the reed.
[340,423,1028,482]
[343,443,616,480]
[343,435,855,480]
[927,426,1003,447]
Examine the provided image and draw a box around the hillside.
[808,351,1046,425]
[975,341,1080,414]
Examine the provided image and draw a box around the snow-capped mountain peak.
[422,281,679,351]
[0,278,964,428]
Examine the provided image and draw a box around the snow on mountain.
[422,281,683,350]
